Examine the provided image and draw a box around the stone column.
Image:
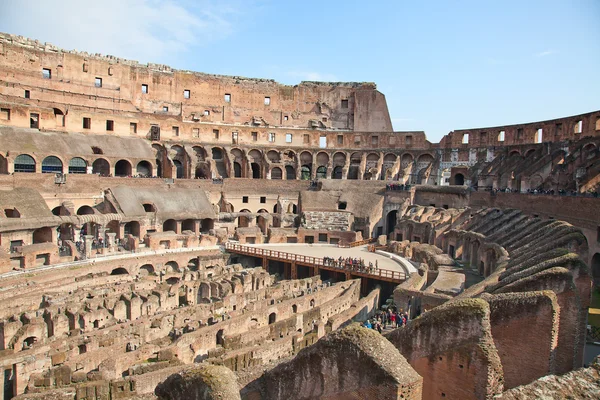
[106,232,116,252]
[83,235,94,259]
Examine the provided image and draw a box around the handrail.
[348,238,376,248]
[224,242,405,282]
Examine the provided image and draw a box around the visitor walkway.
[225,242,406,284]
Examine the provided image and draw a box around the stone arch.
[92,158,110,176]
[77,205,95,215]
[41,156,63,173]
[333,152,346,166]
[165,261,179,273]
[163,219,177,232]
[139,264,155,275]
[285,165,296,180]
[417,153,434,164]
[201,218,214,233]
[300,165,311,180]
[124,221,140,237]
[111,267,129,275]
[316,152,329,166]
[136,161,152,177]
[386,210,397,235]
[332,166,343,179]
[525,148,536,158]
[509,150,521,157]
[238,209,251,228]
[267,150,280,163]
[68,157,87,174]
[33,227,53,243]
[300,151,313,165]
[115,160,132,177]
[401,153,414,167]
[271,167,282,180]
[14,154,36,173]
[212,147,224,160]
[316,166,327,179]
[268,312,276,324]
[182,219,196,232]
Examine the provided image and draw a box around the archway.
[41,156,63,173]
[268,313,276,324]
[316,166,327,179]
[233,162,242,178]
[33,227,52,244]
[136,161,152,177]
[92,158,110,176]
[163,219,177,233]
[111,267,128,275]
[124,221,140,237]
[165,261,179,273]
[454,173,465,186]
[14,154,36,173]
[386,210,397,235]
[68,157,87,174]
[238,209,251,228]
[115,160,132,177]
[251,163,261,179]
[300,165,311,180]
[285,165,296,180]
[271,167,282,180]
[201,218,214,233]
[77,205,94,215]
[182,219,196,232]
[140,264,154,276]
[173,160,184,179]
[332,166,343,179]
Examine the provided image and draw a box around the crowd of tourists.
[490,187,599,197]
[322,256,379,273]
[363,308,409,333]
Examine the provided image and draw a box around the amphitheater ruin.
[0,32,599,399]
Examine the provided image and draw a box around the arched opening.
[292,304,298,313]
[77,205,94,215]
[14,154,36,173]
[110,267,128,275]
[300,165,311,180]
[332,166,343,179]
[4,208,20,218]
[78,344,87,354]
[173,160,184,179]
[268,313,276,324]
[163,219,177,233]
[201,218,214,233]
[216,329,224,346]
[386,210,397,235]
[285,165,296,180]
[136,161,152,177]
[124,221,140,237]
[32,227,52,243]
[238,210,251,228]
[140,264,154,275]
[270,167,282,180]
[0,155,8,174]
[68,157,87,174]
[23,336,37,349]
[165,261,179,273]
[454,173,465,186]
[316,166,327,179]
[91,146,103,155]
[310,299,315,308]
[525,149,536,158]
[233,162,242,178]
[92,158,110,176]
[115,160,132,177]
[182,219,196,232]
[251,163,261,179]
[41,156,63,173]
[187,258,199,271]
[592,253,600,285]
[212,148,223,160]
[58,223,75,241]
[267,150,280,163]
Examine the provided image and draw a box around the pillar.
[83,235,94,259]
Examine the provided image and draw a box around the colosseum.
[0,32,599,399]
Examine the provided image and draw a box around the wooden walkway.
[224,242,405,284]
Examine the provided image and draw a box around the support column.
[106,232,116,252]
[291,262,297,279]
[83,235,94,259]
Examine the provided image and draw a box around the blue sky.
[2,0,599,142]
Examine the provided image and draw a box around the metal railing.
[224,242,405,282]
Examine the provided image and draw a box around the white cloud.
[0,0,245,64]
[534,50,558,57]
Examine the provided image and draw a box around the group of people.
[363,308,409,333]
[386,183,411,191]
[322,256,379,273]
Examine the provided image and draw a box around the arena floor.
[247,243,416,274]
